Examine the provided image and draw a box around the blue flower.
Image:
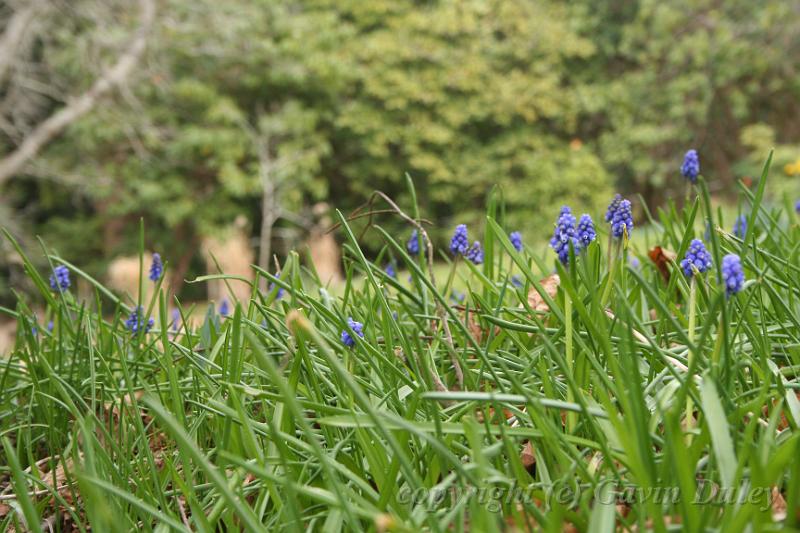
[49,265,70,292]
[576,214,596,249]
[680,239,713,277]
[511,275,523,288]
[450,290,465,304]
[125,306,154,335]
[385,263,397,279]
[450,224,469,256]
[606,197,633,238]
[605,194,621,223]
[721,254,745,297]
[149,253,163,282]
[795,200,800,214]
[171,308,181,332]
[219,299,230,317]
[340,317,364,347]
[681,149,700,183]
[465,241,483,265]
[407,230,423,256]
[509,231,523,252]
[733,215,747,239]
[268,283,285,299]
[629,257,641,269]
[47,320,54,333]
[550,206,578,264]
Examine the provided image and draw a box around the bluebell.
[125,306,154,334]
[733,215,747,239]
[576,214,596,249]
[466,241,483,265]
[341,317,364,347]
[721,254,745,296]
[680,239,713,277]
[49,265,70,292]
[450,224,469,256]
[607,198,634,238]
[149,253,163,282]
[550,206,578,264]
[407,230,422,256]
[681,149,700,183]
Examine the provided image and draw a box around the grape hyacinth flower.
[576,214,596,249]
[268,283,285,299]
[219,299,230,317]
[681,149,700,183]
[171,308,181,332]
[49,265,70,292]
[733,215,747,239]
[149,253,163,282]
[550,206,578,265]
[511,275,523,288]
[680,239,713,277]
[465,241,484,265]
[607,197,634,239]
[795,200,800,214]
[629,257,641,269]
[385,263,396,279]
[509,231,523,252]
[605,194,621,223]
[721,254,745,297]
[407,230,423,256]
[450,290,465,304]
[340,317,364,348]
[450,224,469,256]
[125,306,154,335]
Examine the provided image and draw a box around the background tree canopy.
[1,0,799,302]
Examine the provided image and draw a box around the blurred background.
[1,0,799,310]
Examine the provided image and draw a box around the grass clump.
[1,156,799,531]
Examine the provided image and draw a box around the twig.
[337,190,465,390]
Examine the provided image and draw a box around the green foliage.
[3,0,800,296]
[2,158,800,529]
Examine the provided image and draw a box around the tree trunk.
[255,131,277,290]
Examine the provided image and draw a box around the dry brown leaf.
[772,486,787,521]
[526,273,560,313]
[474,406,514,423]
[648,246,676,282]
[521,441,535,472]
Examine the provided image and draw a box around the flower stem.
[565,294,576,432]
[685,276,697,436]
[600,239,621,307]
[444,256,459,298]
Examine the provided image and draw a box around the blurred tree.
[0,0,156,303]
[1,0,799,303]
[323,0,612,244]
[571,0,800,202]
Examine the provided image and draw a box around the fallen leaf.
[526,274,560,313]
[772,486,787,521]
[648,246,676,282]
[521,441,536,472]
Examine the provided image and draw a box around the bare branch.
[0,0,46,86]
[0,0,156,185]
